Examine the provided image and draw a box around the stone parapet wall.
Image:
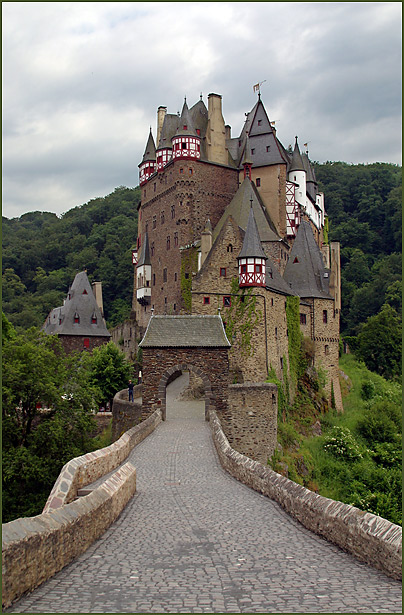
[221,382,278,464]
[2,461,136,608]
[209,408,402,581]
[112,386,143,441]
[43,408,161,512]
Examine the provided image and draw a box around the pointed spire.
[142,128,156,163]
[238,206,267,260]
[175,100,198,137]
[137,232,151,267]
[289,136,305,172]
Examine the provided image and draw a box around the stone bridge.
[2,374,402,613]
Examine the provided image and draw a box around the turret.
[172,99,201,161]
[139,129,156,185]
[288,137,306,208]
[136,233,152,306]
[238,206,267,288]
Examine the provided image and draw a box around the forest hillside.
[2,162,402,378]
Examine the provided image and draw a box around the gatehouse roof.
[139,315,231,348]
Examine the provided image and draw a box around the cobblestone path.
[7,375,402,613]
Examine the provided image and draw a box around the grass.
[270,353,402,524]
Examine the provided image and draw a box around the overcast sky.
[2,2,402,219]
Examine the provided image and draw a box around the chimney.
[92,281,105,319]
[200,219,212,267]
[225,125,231,140]
[206,93,227,165]
[157,106,167,146]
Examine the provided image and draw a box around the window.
[255,263,262,273]
[83,338,90,348]
[180,168,184,174]
[251,148,255,155]
[227,244,233,252]
[275,327,278,339]
[223,296,231,307]
[266,145,270,152]
[203,297,210,305]
[293,257,299,263]
[258,119,262,126]
[163,268,167,282]
[196,129,200,136]
[241,264,247,274]
[300,313,307,325]
[256,178,261,187]
[325,345,329,355]
[183,125,187,130]
[174,272,177,282]
[153,215,157,229]
[271,298,274,306]
[174,232,178,247]
[182,142,187,149]
[151,242,155,256]
[82,289,88,295]
[74,312,80,324]
[280,357,284,369]
[323,310,328,323]
[161,211,165,225]
[171,205,175,219]
[173,304,176,311]
[166,236,170,250]
[189,168,193,175]
[91,315,97,324]
[220,267,226,277]
[153,273,156,286]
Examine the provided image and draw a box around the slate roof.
[175,100,198,137]
[157,113,179,150]
[137,232,151,267]
[238,207,268,259]
[139,315,231,347]
[213,177,280,243]
[42,271,110,337]
[265,257,296,296]
[141,128,156,164]
[283,221,331,299]
[289,138,305,172]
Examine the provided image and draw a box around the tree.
[2,327,99,522]
[356,304,402,380]
[87,341,131,409]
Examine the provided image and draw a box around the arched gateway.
[139,315,231,420]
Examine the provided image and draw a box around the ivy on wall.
[180,247,199,313]
[224,278,262,357]
[286,295,304,386]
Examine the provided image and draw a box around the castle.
[128,91,341,408]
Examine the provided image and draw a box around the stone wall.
[209,408,402,581]
[2,462,136,609]
[141,347,229,417]
[43,409,161,512]
[112,385,143,441]
[3,409,163,608]
[58,334,110,354]
[220,383,278,464]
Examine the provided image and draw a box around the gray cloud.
[2,2,401,219]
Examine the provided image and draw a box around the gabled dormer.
[172,99,201,161]
[139,128,156,186]
[238,207,267,288]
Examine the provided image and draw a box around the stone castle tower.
[132,91,342,408]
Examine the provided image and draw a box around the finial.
[184,96,187,104]
[200,92,203,100]
[151,307,154,316]
[218,306,222,317]
[250,196,253,208]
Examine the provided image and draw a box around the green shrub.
[360,380,375,400]
[357,403,400,444]
[278,422,300,448]
[323,426,363,461]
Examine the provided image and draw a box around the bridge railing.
[209,407,402,581]
[2,409,162,609]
